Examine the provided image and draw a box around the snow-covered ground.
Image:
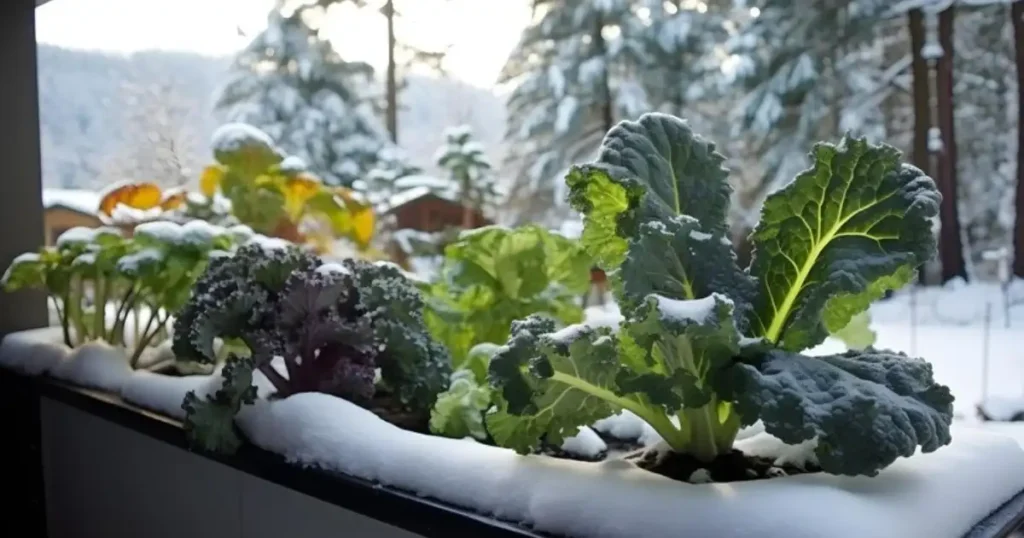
[864,280,1024,421]
[237,392,1024,538]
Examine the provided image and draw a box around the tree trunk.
[935,7,967,282]
[1013,1,1024,277]
[594,14,614,132]
[909,9,932,179]
[384,0,398,144]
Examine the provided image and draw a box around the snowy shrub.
[173,243,452,453]
[200,123,377,254]
[484,113,954,477]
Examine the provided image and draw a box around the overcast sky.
[35,0,531,88]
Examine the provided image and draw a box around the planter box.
[1,369,540,538]
[4,336,1024,538]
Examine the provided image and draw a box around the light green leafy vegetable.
[424,225,592,365]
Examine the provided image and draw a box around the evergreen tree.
[954,4,1016,279]
[215,2,391,187]
[500,0,648,224]
[734,0,893,206]
[435,125,500,227]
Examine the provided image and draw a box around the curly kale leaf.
[181,355,258,453]
[343,259,452,412]
[619,216,755,324]
[725,348,954,476]
[274,267,378,401]
[566,113,733,268]
[487,295,744,458]
[171,243,320,363]
[747,135,940,351]
[486,316,624,454]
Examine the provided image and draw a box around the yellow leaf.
[334,188,375,248]
[199,166,225,197]
[282,174,321,221]
[98,182,163,216]
[160,189,187,211]
[350,205,375,248]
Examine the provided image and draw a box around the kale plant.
[487,113,954,477]
[174,243,451,453]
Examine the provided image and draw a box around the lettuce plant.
[423,225,592,365]
[174,243,452,453]
[487,113,954,477]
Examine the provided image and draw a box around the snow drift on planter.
[238,392,1024,538]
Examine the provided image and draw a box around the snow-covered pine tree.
[500,0,649,225]
[639,0,767,250]
[733,0,894,209]
[953,4,1016,280]
[435,125,500,228]
[215,1,390,188]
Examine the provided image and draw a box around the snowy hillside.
[37,45,506,189]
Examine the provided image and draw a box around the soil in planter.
[626,447,821,483]
[366,392,431,434]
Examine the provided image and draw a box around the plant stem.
[69,277,87,344]
[129,309,160,368]
[55,293,71,347]
[257,361,291,396]
[93,277,106,341]
[547,370,690,449]
[111,286,137,345]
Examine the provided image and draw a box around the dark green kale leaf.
[181,354,258,453]
[172,243,320,363]
[724,348,954,476]
[566,113,734,269]
[746,136,940,351]
[342,259,452,413]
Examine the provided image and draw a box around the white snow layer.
[560,426,607,458]
[120,357,284,419]
[41,188,101,215]
[0,327,69,375]
[49,341,132,392]
[239,393,1024,538]
[978,396,1024,421]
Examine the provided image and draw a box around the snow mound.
[120,357,285,419]
[239,394,1024,538]
[978,397,1024,422]
[592,410,647,440]
[0,327,69,375]
[561,426,607,459]
[735,433,818,469]
[582,303,623,330]
[50,341,132,392]
[121,370,221,420]
[211,122,277,154]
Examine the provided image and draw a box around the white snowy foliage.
[215,8,392,187]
